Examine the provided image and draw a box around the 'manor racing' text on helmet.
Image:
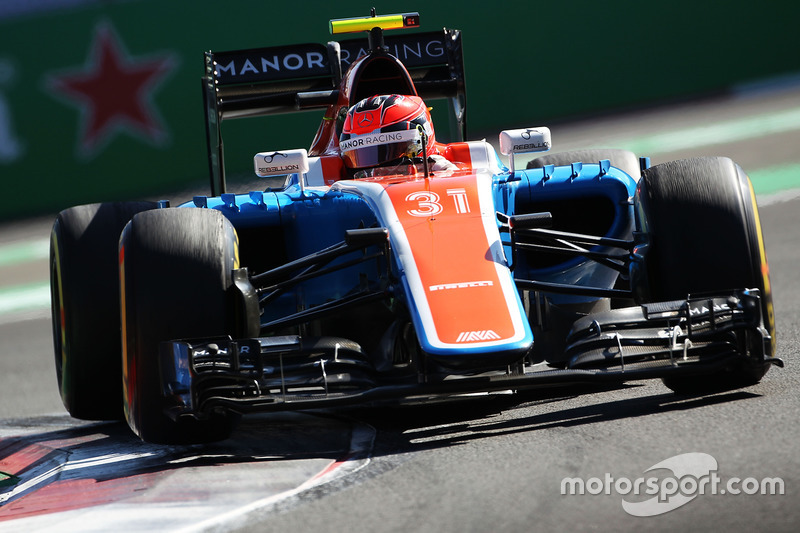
[339,94,436,169]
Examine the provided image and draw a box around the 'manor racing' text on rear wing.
[203,27,466,195]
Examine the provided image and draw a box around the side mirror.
[498,127,552,175]
[253,149,309,177]
[498,127,551,156]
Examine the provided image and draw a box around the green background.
[1,0,797,220]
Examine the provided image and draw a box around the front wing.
[158,290,781,422]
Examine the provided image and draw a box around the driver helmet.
[339,94,436,169]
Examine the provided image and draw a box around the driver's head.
[339,94,436,170]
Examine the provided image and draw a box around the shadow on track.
[345,383,762,455]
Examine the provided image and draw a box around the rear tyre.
[50,201,157,420]
[527,148,641,180]
[634,157,775,394]
[121,208,240,443]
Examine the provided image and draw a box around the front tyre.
[50,201,157,420]
[634,157,775,393]
[121,208,240,443]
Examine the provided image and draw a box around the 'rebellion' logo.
[456,330,501,343]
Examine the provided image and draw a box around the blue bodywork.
[178,157,638,366]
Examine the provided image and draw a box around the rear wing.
[203,29,466,195]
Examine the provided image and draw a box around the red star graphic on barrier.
[48,22,176,157]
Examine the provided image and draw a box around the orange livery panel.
[334,172,532,358]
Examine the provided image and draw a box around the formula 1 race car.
[50,11,781,444]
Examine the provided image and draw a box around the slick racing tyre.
[121,208,240,444]
[50,201,158,420]
[527,148,641,180]
[634,157,775,393]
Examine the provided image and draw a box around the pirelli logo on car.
[429,280,493,291]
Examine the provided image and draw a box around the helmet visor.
[340,129,422,169]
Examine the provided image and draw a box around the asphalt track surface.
[1,85,799,532]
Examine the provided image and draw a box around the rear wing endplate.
[203,29,466,195]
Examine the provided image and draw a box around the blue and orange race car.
[50,11,781,443]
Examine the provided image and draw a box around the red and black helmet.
[339,94,436,169]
